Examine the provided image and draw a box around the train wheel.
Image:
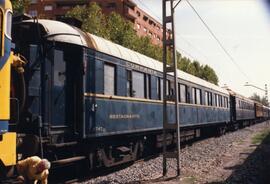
[17,134,39,159]
[0,162,14,179]
[218,126,226,136]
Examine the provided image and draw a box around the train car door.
[64,45,84,137]
[49,45,84,138]
[51,49,66,127]
[230,95,236,122]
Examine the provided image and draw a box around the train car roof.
[226,88,255,103]
[21,19,229,95]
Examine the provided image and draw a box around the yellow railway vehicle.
[0,0,16,169]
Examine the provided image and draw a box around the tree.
[66,3,163,61]
[261,96,269,106]
[11,0,30,15]
[178,56,219,85]
[201,65,219,85]
[250,93,269,106]
[106,12,136,47]
[66,3,219,85]
[66,2,109,39]
[178,56,190,72]
[192,60,201,77]
[250,93,261,102]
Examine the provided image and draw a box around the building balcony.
[55,0,88,6]
[125,0,136,8]
[124,6,137,20]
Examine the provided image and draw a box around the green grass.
[236,140,245,145]
[181,176,197,184]
[252,129,270,144]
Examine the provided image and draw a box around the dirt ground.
[78,122,270,184]
[152,122,270,184]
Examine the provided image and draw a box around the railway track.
[76,122,270,184]
[47,126,237,183]
[1,122,266,184]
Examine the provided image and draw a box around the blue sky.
[134,0,270,98]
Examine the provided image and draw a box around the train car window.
[145,74,151,99]
[219,95,223,107]
[178,83,181,102]
[221,96,223,107]
[166,80,171,95]
[212,93,215,106]
[132,71,145,98]
[187,88,191,103]
[166,80,169,95]
[5,10,12,39]
[240,100,242,109]
[192,88,196,104]
[104,64,116,95]
[240,100,242,108]
[196,88,202,105]
[215,94,219,107]
[160,78,164,100]
[208,92,213,106]
[157,78,160,100]
[180,84,187,103]
[148,75,151,98]
[52,50,66,125]
[127,70,132,97]
[205,92,209,106]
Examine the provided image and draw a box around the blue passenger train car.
[11,19,264,169]
[228,90,255,125]
[13,19,230,137]
[83,34,230,137]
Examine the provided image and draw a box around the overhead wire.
[176,46,196,61]
[136,0,207,62]
[185,0,251,81]
[136,0,251,82]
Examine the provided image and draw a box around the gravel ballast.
[77,122,270,184]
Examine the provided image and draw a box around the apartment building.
[27,0,169,46]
